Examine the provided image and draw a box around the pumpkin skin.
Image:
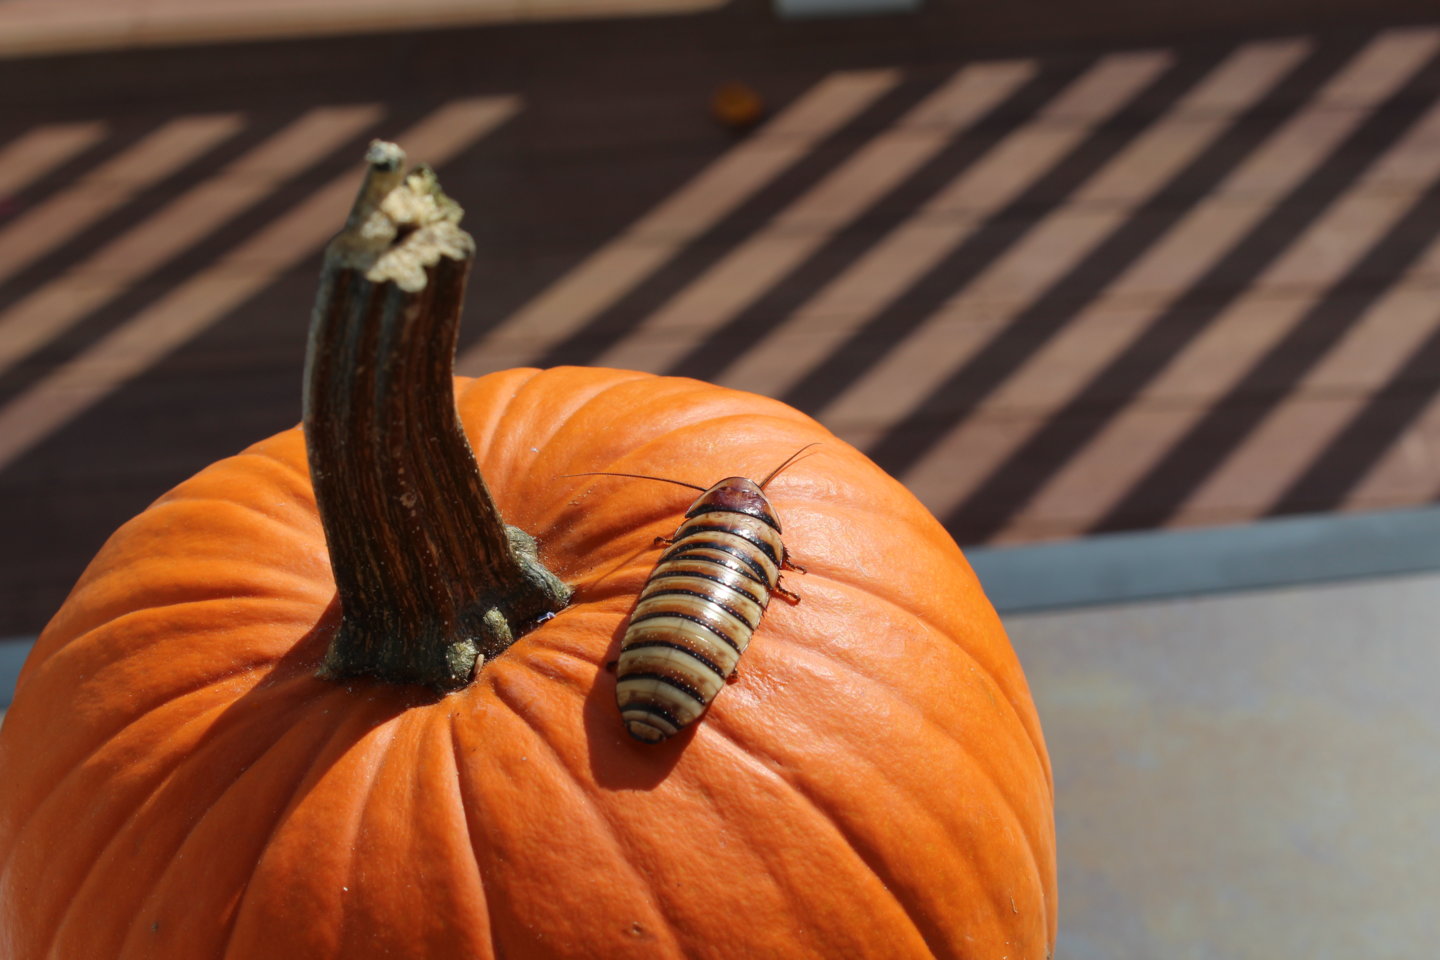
[0,366,1055,959]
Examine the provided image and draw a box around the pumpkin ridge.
[149,494,321,552]
[22,682,338,957]
[699,724,933,958]
[487,369,675,523]
[459,367,545,467]
[758,594,984,736]
[223,694,406,957]
[127,689,357,960]
[547,371,682,440]
[0,689,215,926]
[58,562,331,649]
[473,368,650,497]
[471,678,689,960]
[776,477,954,540]
[554,624,618,674]
[502,370,661,510]
[329,714,407,955]
[498,630,602,696]
[202,447,313,496]
[41,593,322,689]
[653,392,820,433]
[52,496,332,643]
[768,763,953,958]
[754,622,1050,911]
[789,568,1051,785]
[793,553,1051,785]
[40,604,318,742]
[443,712,499,956]
[0,648,312,878]
[713,714,1012,959]
[548,510,675,570]
[537,368,658,437]
[554,368,729,435]
[515,596,631,642]
[621,414,826,481]
[558,413,815,505]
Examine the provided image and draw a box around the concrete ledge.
[1,640,29,711]
[969,506,1440,613]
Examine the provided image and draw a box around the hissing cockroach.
[566,445,816,743]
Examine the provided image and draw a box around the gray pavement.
[1012,570,1440,958]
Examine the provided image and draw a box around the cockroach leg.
[774,581,802,604]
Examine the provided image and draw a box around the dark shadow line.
[1271,332,1440,515]
[772,50,1231,418]
[859,39,1355,484]
[941,41,1440,544]
[780,40,1315,541]
[1267,201,1440,516]
[0,109,393,408]
[527,73,961,368]
[1093,174,1440,533]
[661,62,1089,384]
[0,110,301,317]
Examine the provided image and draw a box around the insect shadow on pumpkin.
[563,444,818,743]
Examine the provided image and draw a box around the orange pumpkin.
[0,147,1055,960]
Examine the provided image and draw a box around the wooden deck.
[3,13,1440,634]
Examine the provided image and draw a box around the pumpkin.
[0,143,1056,959]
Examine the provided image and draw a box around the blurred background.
[3,0,1440,954]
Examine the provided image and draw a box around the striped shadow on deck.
[456,25,1440,549]
[5,25,1440,635]
[0,97,520,472]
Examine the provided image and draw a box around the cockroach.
[565,444,816,743]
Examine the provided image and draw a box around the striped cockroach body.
[566,445,816,744]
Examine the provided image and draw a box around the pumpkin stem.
[304,141,571,691]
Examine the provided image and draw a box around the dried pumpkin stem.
[304,141,571,691]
